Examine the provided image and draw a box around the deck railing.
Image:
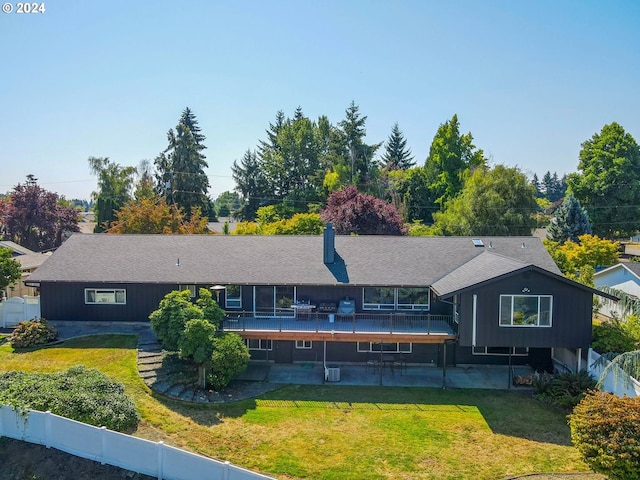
[222,311,456,336]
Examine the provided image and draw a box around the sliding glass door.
[254,286,295,317]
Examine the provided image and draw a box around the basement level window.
[85,289,126,305]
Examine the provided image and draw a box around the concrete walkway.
[49,321,533,403]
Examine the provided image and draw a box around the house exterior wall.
[457,270,593,349]
[39,283,190,322]
[594,266,640,295]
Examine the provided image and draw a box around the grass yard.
[0,335,595,480]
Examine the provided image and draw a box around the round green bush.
[569,390,640,480]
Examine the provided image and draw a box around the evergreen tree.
[532,173,542,198]
[338,101,382,191]
[381,123,415,171]
[547,193,592,244]
[257,110,285,157]
[424,114,486,209]
[154,108,210,219]
[232,149,268,220]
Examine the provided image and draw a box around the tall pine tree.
[232,149,268,220]
[381,123,415,171]
[155,108,211,219]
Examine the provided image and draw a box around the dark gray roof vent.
[472,238,484,247]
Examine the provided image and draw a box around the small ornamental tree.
[179,318,217,389]
[149,290,204,351]
[321,185,406,235]
[0,247,21,294]
[196,288,225,329]
[208,332,250,391]
[569,390,640,480]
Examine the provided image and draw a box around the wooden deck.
[222,312,457,343]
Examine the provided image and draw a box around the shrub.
[569,391,640,480]
[592,319,639,354]
[10,318,57,348]
[535,370,597,410]
[0,366,139,431]
[207,332,250,391]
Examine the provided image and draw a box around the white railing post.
[224,460,231,480]
[157,441,164,480]
[100,426,107,464]
[45,410,52,448]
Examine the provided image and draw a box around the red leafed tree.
[0,176,79,251]
[321,185,407,235]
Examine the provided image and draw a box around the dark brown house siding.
[457,270,593,349]
[39,283,202,322]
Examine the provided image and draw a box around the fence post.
[100,426,107,464]
[157,441,164,480]
[45,410,51,448]
[224,460,231,480]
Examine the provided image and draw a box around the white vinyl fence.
[0,295,41,327]
[588,348,640,398]
[0,405,274,480]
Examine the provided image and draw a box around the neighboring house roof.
[594,263,640,283]
[0,241,35,256]
[27,233,563,288]
[14,252,52,271]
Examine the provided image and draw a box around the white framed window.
[295,340,312,349]
[357,342,412,353]
[363,287,430,311]
[225,285,242,309]
[85,288,126,305]
[244,339,272,351]
[178,284,196,297]
[472,346,529,356]
[499,295,552,327]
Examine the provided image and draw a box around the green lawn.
[0,335,594,479]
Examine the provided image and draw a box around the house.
[0,241,51,299]
[26,225,611,372]
[594,262,640,319]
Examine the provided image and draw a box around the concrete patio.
[238,362,533,390]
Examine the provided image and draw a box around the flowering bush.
[10,318,57,348]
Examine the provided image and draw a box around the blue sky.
[1,0,639,201]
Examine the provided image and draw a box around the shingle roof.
[27,233,562,287]
[431,251,529,296]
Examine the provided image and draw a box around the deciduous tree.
[567,122,640,238]
[0,176,79,251]
[107,197,209,234]
[569,390,640,480]
[88,157,137,232]
[429,165,537,236]
[321,186,406,235]
[0,247,21,294]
